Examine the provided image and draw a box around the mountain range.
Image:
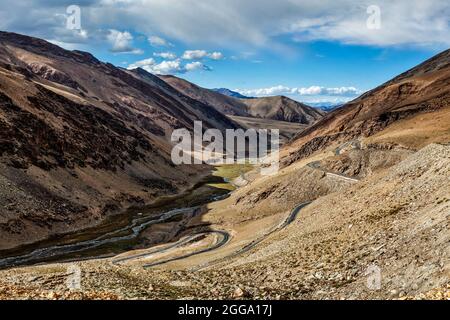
[162,75,324,124]
[0,31,449,300]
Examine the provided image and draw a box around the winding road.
[191,202,312,271]
[134,141,362,270]
[110,230,230,267]
[142,230,230,268]
[306,161,360,182]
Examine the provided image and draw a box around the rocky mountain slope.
[0,31,239,250]
[189,143,450,300]
[284,48,450,164]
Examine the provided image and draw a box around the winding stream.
[0,170,238,269]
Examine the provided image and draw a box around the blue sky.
[0,0,448,105]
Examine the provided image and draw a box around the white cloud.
[208,51,224,60]
[182,50,224,60]
[235,85,361,97]
[185,61,212,72]
[154,52,177,59]
[128,58,211,75]
[302,97,354,105]
[150,59,184,74]
[182,50,208,60]
[107,29,143,54]
[128,58,156,69]
[148,35,172,47]
[94,0,450,48]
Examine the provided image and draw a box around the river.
[0,164,252,269]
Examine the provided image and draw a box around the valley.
[0,164,252,269]
[0,31,448,301]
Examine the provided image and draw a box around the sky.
[0,0,449,105]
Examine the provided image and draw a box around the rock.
[232,287,245,298]
[27,276,40,282]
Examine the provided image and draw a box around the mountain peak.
[212,88,252,99]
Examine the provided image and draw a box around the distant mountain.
[160,75,249,116]
[162,76,324,125]
[212,88,253,99]
[241,95,325,124]
[307,102,343,112]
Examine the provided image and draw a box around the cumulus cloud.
[154,52,177,59]
[181,50,208,60]
[182,50,224,60]
[208,51,224,60]
[150,59,184,74]
[127,58,156,69]
[185,61,212,72]
[235,85,361,97]
[107,29,143,54]
[128,58,211,75]
[148,35,172,47]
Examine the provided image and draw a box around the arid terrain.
[0,32,448,300]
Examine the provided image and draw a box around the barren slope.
[204,143,450,299]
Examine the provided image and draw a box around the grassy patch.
[208,163,254,191]
[212,163,254,180]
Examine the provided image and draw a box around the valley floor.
[0,140,448,300]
